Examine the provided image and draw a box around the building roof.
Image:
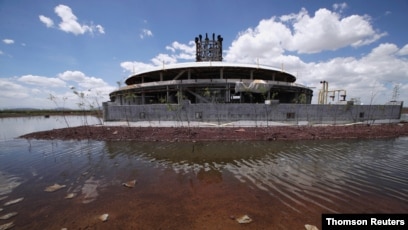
[125,62,297,85]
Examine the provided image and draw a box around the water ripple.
[1,137,407,227]
[223,139,408,213]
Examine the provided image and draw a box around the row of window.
[137,112,365,120]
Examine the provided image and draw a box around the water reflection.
[0,171,23,196]
[102,139,408,212]
[0,127,407,228]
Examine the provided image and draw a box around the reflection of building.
[103,33,403,123]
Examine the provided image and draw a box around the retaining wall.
[103,101,403,124]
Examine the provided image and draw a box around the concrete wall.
[103,101,403,124]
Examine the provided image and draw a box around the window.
[286,112,295,119]
[139,112,145,119]
[359,112,364,118]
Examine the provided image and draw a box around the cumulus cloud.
[225,6,386,61]
[58,70,87,82]
[140,29,153,39]
[0,79,29,99]
[165,41,196,60]
[0,71,116,109]
[397,44,408,56]
[18,75,66,88]
[151,53,178,66]
[3,39,14,44]
[57,71,115,108]
[121,40,195,71]
[224,17,291,64]
[39,4,105,36]
[333,2,348,12]
[117,6,407,105]
[39,15,54,28]
[299,43,408,104]
[289,8,385,53]
[121,41,195,74]
[58,70,110,89]
[120,61,155,74]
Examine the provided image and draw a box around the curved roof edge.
[126,61,294,79]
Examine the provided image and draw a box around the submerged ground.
[4,118,407,229]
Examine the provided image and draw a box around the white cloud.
[299,43,408,104]
[224,17,291,63]
[288,8,386,53]
[226,6,386,58]
[117,7,406,105]
[151,54,178,66]
[120,61,155,74]
[80,76,109,89]
[0,79,29,99]
[96,25,105,34]
[333,2,347,12]
[56,70,115,108]
[0,71,116,109]
[165,41,196,60]
[18,75,66,88]
[39,4,105,36]
[140,29,153,39]
[3,39,14,45]
[122,40,407,105]
[121,41,195,74]
[58,70,110,89]
[397,44,408,56]
[39,15,54,28]
[58,70,86,82]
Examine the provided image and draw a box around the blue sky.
[1,0,407,109]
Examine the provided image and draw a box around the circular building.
[104,34,315,123]
[109,61,313,106]
[103,34,403,124]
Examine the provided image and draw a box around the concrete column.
[166,86,169,103]
[225,84,230,102]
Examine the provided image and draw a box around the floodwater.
[0,117,407,229]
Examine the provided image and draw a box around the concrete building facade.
[103,33,403,125]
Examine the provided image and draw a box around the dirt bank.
[20,123,408,141]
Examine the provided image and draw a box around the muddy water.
[0,118,407,229]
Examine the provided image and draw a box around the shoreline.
[20,123,408,142]
[0,110,101,118]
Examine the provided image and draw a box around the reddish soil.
[20,123,408,141]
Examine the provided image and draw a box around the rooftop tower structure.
[195,33,223,62]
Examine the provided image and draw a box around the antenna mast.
[391,83,401,101]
